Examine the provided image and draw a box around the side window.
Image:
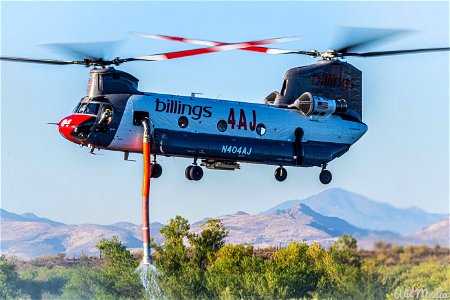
[178,116,189,128]
[217,120,227,132]
[256,123,266,136]
[99,105,113,125]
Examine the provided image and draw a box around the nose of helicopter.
[58,114,97,144]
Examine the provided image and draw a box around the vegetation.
[1,216,448,299]
[0,256,22,299]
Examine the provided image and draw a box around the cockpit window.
[77,103,100,115]
[73,103,80,113]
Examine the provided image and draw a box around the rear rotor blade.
[133,32,302,54]
[335,27,409,54]
[343,47,450,57]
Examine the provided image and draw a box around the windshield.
[77,102,100,115]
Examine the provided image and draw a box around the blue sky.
[1,1,448,225]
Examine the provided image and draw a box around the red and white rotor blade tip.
[133,33,301,55]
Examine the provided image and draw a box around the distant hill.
[260,188,446,234]
[408,217,449,247]
[357,217,449,249]
[0,210,164,260]
[0,209,65,227]
[192,203,374,249]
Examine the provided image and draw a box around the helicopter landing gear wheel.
[185,157,203,181]
[319,165,332,185]
[274,166,288,182]
[189,166,203,181]
[151,163,162,178]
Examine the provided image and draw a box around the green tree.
[96,236,144,299]
[155,215,191,274]
[319,235,364,299]
[206,244,264,299]
[262,242,327,299]
[154,216,208,299]
[329,235,361,267]
[189,218,228,269]
[154,216,229,299]
[0,256,22,299]
[156,216,191,274]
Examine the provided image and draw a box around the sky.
[1,1,449,225]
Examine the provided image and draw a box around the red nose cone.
[58,114,96,144]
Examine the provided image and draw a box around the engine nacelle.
[289,92,347,116]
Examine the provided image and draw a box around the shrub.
[96,236,144,299]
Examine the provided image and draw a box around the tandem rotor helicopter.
[2,31,449,184]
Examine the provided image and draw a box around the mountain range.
[0,210,164,259]
[192,203,370,249]
[261,188,446,234]
[1,189,448,259]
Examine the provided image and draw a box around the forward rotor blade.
[133,33,301,54]
[41,40,123,60]
[0,56,84,65]
[126,38,300,61]
[42,43,95,60]
[343,47,450,57]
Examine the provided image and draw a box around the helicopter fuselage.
[58,91,367,168]
[55,66,367,183]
